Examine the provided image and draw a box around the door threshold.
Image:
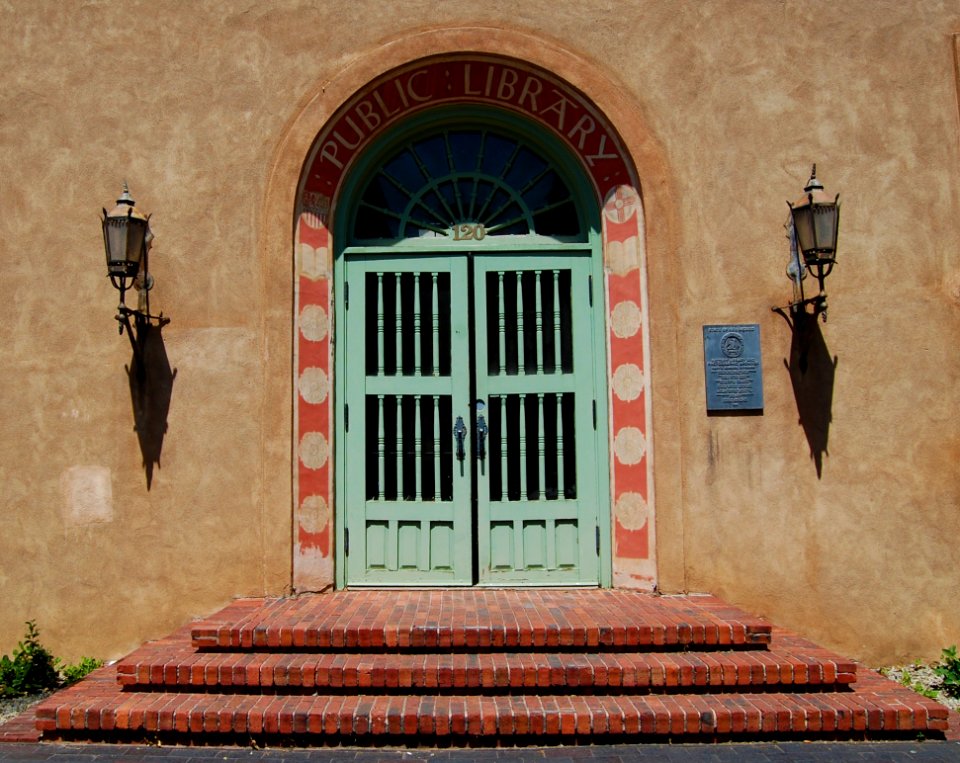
[474,583,599,589]
[342,583,601,590]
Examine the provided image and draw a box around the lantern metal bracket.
[771,276,829,323]
[115,276,170,378]
[771,250,831,322]
[772,297,826,324]
[773,246,834,322]
[116,303,170,373]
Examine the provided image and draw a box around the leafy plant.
[0,621,60,697]
[897,671,939,699]
[910,680,939,700]
[0,621,103,697]
[60,656,103,686]
[935,645,960,697]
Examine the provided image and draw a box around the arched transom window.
[351,127,584,242]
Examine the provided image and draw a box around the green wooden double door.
[341,250,607,585]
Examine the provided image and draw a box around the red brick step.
[37,670,948,739]
[190,591,772,650]
[117,647,856,691]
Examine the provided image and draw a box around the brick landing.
[6,590,953,745]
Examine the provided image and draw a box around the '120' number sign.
[452,223,487,241]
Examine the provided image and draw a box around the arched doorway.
[290,53,658,592]
[333,106,609,585]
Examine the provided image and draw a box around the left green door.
[342,254,473,584]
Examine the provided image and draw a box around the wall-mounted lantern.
[778,165,840,321]
[102,183,170,369]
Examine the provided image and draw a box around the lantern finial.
[118,181,134,206]
[804,165,823,193]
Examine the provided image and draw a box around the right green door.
[341,249,604,586]
[473,253,600,584]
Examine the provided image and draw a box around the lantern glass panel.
[104,215,146,277]
[791,205,815,258]
[813,205,838,259]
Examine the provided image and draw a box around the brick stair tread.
[36,673,948,738]
[190,591,772,650]
[117,647,857,690]
[0,708,42,743]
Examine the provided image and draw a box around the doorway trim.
[258,29,684,594]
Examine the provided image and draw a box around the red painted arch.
[291,52,655,591]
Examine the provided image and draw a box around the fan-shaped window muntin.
[352,127,584,242]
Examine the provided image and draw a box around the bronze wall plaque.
[703,324,764,411]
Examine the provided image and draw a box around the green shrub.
[935,645,960,697]
[0,621,103,697]
[0,621,60,697]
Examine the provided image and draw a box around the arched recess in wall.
[257,29,682,595]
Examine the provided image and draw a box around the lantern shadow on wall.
[772,166,840,478]
[778,309,837,478]
[101,184,175,489]
[127,324,176,489]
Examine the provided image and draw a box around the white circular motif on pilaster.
[299,494,330,532]
[613,426,646,465]
[603,186,640,224]
[615,491,650,531]
[610,300,642,339]
[300,305,329,342]
[299,432,329,470]
[298,367,329,405]
[612,363,644,402]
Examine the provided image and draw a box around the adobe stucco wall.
[0,1,958,666]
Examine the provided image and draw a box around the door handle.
[476,414,488,461]
[454,416,467,462]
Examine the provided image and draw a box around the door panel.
[343,255,472,584]
[473,255,599,584]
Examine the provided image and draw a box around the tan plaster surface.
[0,1,958,665]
